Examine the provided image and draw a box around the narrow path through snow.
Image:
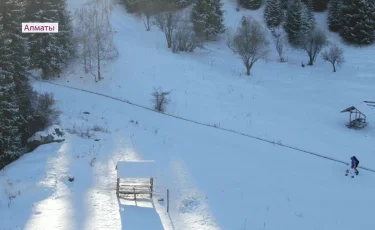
[36,80,375,173]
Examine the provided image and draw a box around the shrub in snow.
[172,21,201,53]
[151,87,171,112]
[271,28,287,62]
[153,11,180,48]
[321,43,344,72]
[227,16,269,76]
[29,92,61,135]
[66,125,93,139]
[91,125,109,133]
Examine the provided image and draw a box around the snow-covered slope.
[1,83,375,230]
[58,1,375,169]
[1,0,375,229]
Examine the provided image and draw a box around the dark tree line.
[0,0,72,168]
[328,0,375,45]
[263,0,375,45]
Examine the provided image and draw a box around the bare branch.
[172,19,201,53]
[151,87,172,112]
[153,10,180,48]
[321,43,344,72]
[74,1,118,82]
[300,28,328,66]
[227,16,269,76]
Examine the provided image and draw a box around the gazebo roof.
[341,102,375,116]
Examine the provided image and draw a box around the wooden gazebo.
[340,101,375,129]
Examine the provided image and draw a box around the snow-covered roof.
[116,160,156,178]
[341,102,375,116]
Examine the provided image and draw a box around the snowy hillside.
[57,0,375,168]
[1,0,375,229]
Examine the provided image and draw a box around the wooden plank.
[119,188,151,192]
[119,183,151,187]
[167,189,169,212]
[116,178,120,197]
[119,191,152,195]
[119,187,151,192]
[120,185,150,188]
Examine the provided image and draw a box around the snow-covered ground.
[1,82,375,230]
[1,0,375,229]
[58,0,375,169]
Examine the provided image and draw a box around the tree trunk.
[84,44,88,73]
[165,33,171,48]
[97,51,101,81]
[308,55,314,65]
[246,65,250,76]
[332,62,336,72]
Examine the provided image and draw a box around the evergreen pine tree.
[301,0,316,34]
[25,0,74,79]
[191,0,225,40]
[264,0,282,28]
[327,0,342,32]
[280,0,288,9]
[366,0,375,41]
[56,0,75,60]
[340,0,373,45]
[0,0,34,146]
[174,0,192,8]
[240,0,263,10]
[311,0,329,11]
[284,0,304,46]
[0,30,22,162]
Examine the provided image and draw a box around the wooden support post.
[116,178,119,197]
[133,187,136,200]
[150,177,154,198]
[167,189,169,213]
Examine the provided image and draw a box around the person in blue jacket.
[351,156,360,175]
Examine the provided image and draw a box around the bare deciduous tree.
[74,7,93,73]
[171,20,201,53]
[151,88,171,112]
[90,3,118,81]
[153,11,180,48]
[227,16,269,76]
[301,28,328,66]
[74,1,118,82]
[271,28,286,62]
[321,43,344,72]
[137,0,157,31]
